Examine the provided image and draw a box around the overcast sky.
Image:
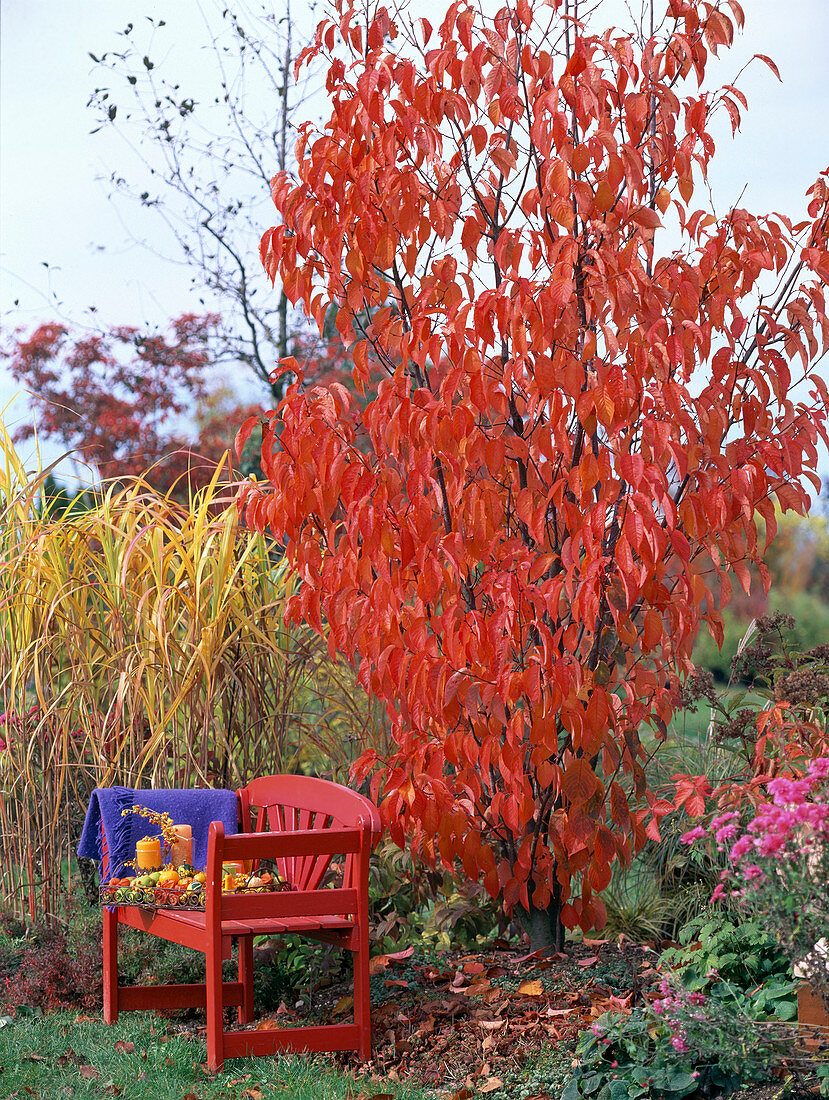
[1,0,828,479]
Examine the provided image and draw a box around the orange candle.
[135,836,162,871]
[170,825,192,867]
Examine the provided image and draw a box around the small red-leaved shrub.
[1,922,102,1013]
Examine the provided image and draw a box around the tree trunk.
[517,877,566,953]
[518,904,566,953]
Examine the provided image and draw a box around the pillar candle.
[170,824,193,868]
[135,836,162,871]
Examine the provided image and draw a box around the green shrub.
[659,913,796,1012]
[562,910,803,1100]
[369,838,509,952]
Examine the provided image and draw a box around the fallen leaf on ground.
[513,949,547,964]
[477,1018,507,1030]
[518,979,544,996]
[369,947,414,975]
[114,1040,135,1054]
[463,979,492,997]
[386,947,415,962]
[576,955,600,968]
[332,995,354,1016]
[241,1088,263,1100]
[56,1048,82,1067]
[79,1065,100,1079]
[478,1078,503,1094]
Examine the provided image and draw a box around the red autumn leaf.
[672,774,711,817]
[562,759,602,807]
[753,53,781,80]
[631,206,662,229]
[234,414,261,461]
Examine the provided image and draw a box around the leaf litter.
[216,938,659,1095]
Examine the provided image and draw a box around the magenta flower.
[742,864,765,881]
[680,825,705,845]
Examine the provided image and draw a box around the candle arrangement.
[100,863,291,909]
[99,803,292,909]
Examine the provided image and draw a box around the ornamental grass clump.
[683,756,829,1008]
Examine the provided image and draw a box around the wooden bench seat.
[102,775,382,1071]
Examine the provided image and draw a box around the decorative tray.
[99,876,293,911]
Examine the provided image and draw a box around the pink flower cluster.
[649,977,707,1053]
[682,757,829,907]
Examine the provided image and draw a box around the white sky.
[1,0,828,478]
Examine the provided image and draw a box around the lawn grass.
[0,1012,435,1100]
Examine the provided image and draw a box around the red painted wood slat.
[219,887,357,921]
[115,906,234,958]
[220,828,361,861]
[119,982,245,1011]
[231,914,353,935]
[222,1023,361,1058]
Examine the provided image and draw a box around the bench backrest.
[238,775,383,892]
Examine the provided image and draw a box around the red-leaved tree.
[242,0,829,947]
[6,314,264,494]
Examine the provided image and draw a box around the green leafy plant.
[660,913,796,1011]
[562,906,812,1100]
[564,985,792,1100]
[684,757,829,1010]
[369,838,510,953]
[565,1006,740,1100]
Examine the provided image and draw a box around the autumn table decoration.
[98,804,290,908]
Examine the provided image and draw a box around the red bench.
[102,775,382,1071]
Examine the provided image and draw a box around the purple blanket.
[77,786,238,876]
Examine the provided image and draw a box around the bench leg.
[103,908,119,1024]
[205,923,225,1073]
[353,925,372,1061]
[237,936,254,1025]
